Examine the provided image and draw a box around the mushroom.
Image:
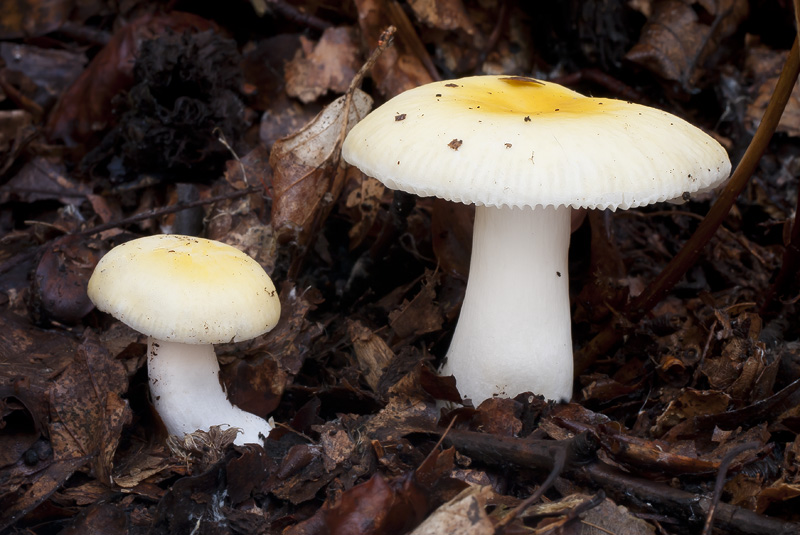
[87,234,281,445]
[342,76,730,405]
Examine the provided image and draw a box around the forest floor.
[3,1,800,534]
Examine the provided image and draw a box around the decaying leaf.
[353,0,434,98]
[651,388,731,437]
[285,26,361,103]
[48,331,131,486]
[343,171,386,250]
[744,40,800,137]
[388,270,443,340]
[407,0,477,35]
[626,0,748,90]
[407,485,492,535]
[348,319,395,391]
[270,88,372,245]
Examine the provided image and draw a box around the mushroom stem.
[147,338,271,445]
[441,205,573,404]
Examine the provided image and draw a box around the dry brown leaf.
[407,0,477,35]
[388,271,443,340]
[651,388,731,437]
[625,0,748,90]
[348,320,395,391]
[48,331,131,486]
[285,26,361,104]
[745,41,800,137]
[270,89,372,245]
[344,172,386,250]
[728,474,800,513]
[353,0,434,98]
[408,486,493,535]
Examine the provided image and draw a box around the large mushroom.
[88,234,281,445]
[342,76,730,405]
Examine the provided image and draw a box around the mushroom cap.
[342,76,731,210]
[88,234,281,344]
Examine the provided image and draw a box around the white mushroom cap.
[342,76,731,210]
[88,234,280,344]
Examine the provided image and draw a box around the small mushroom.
[87,234,281,445]
[342,75,731,405]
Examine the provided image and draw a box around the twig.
[77,186,259,237]
[0,187,259,276]
[495,444,567,531]
[387,1,440,81]
[702,442,762,535]
[436,427,800,535]
[574,36,800,376]
[263,0,331,31]
[0,69,44,120]
[578,461,799,535]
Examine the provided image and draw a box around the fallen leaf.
[407,0,477,35]
[625,0,748,90]
[285,26,361,103]
[388,270,443,340]
[270,88,372,245]
[348,319,395,391]
[408,486,492,535]
[745,40,800,137]
[353,0,434,98]
[48,330,132,485]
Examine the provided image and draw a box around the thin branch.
[702,442,762,535]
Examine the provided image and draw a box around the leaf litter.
[2,1,800,534]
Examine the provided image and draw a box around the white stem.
[147,338,271,445]
[441,205,573,405]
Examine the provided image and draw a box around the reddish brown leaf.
[388,271,443,340]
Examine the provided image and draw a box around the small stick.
[702,442,762,535]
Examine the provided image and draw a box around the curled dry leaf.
[269,88,372,245]
[625,0,748,90]
[285,26,361,104]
